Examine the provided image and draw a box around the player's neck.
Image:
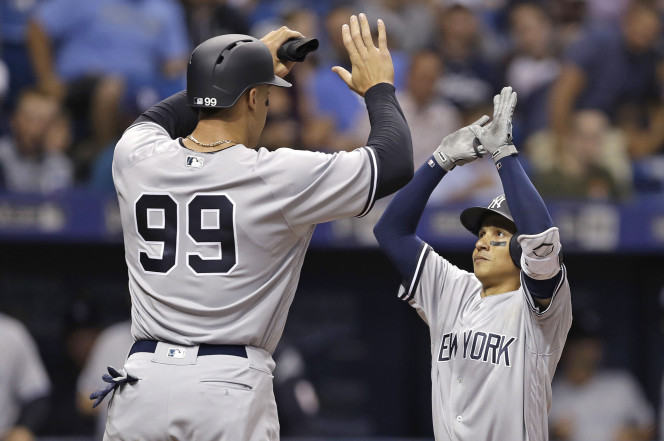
[185,120,250,152]
[480,277,521,297]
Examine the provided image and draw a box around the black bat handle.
[277,38,319,62]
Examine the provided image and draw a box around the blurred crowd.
[4,1,664,440]
[2,0,664,201]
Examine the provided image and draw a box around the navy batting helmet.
[460,195,522,268]
[187,34,291,109]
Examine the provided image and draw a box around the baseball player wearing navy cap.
[93,15,412,441]
[374,87,572,441]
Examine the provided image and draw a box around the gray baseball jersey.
[113,121,377,354]
[399,245,572,441]
[0,313,51,437]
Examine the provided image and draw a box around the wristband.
[492,144,518,166]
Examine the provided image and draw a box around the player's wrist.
[364,82,395,98]
[491,144,518,164]
[433,149,456,171]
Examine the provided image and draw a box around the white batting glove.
[469,86,518,164]
[433,115,490,172]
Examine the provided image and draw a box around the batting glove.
[469,86,518,164]
[433,115,490,171]
[89,366,138,408]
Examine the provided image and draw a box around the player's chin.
[474,260,495,276]
[473,261,486,276]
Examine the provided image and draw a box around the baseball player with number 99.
[92,14,413,441]
[374,87,572,440]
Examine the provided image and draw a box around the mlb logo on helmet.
[167,348,186,358]
[194,97,204,105]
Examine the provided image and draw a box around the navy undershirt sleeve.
[374,157,445,282]
[363,83,414,199]
[523,271,563,299]
[132,91,199,139]
[496,155,553,234]
[497,155,560,298]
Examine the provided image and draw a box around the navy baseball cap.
[460,194,517,236]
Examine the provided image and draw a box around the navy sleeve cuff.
[364,83,413,199]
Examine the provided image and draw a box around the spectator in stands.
[549,319,654,441]
[279,8,341,152]
[549,0,588,49]
[549,0,664,160]
[360,0,436,52]
[307,3,408,151]
[181,0,250,47]
[77,320,133,441]
[0,59,8,130]
[0,88,73,194]
[272,339,322,436]
[0,312,51,441]
[505,2,560,144]
[260,86,301,151]
[260,8,324,152]
[530,110,632,200]
[26,0,190,179]
[0,0,39,112]
[584,0,631,24]
[307,3,364,152]
[434,3,501,111]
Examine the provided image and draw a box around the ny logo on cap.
[488,195,506,209]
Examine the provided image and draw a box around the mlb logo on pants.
[167,348,186,358]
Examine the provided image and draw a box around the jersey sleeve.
[255,146,378,232]
[522,264,572,357]
[112,122,172,180]
[398,243,479,325]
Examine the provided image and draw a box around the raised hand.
[469,86,519,163]
[332,13,394,97]
[260,26,305,79]
[433,116,490,171]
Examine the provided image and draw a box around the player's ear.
[509,234,522,269]
[247,87,258,111]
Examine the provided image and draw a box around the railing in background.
[1,191,664,253]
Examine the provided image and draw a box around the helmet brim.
[460,207,515,236]
[267,76,292,88]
